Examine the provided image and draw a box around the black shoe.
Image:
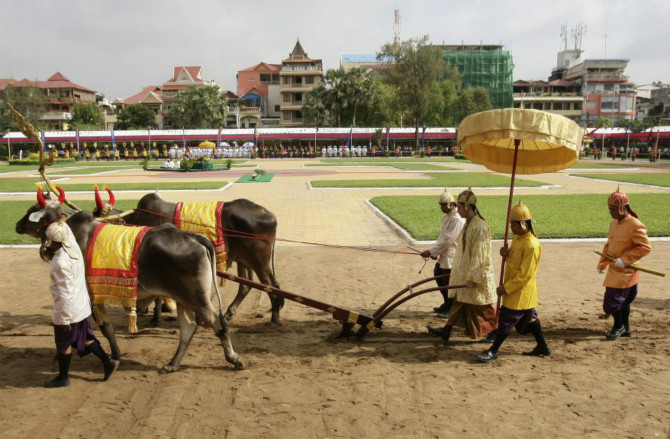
[44,377,70,388]
[621,330,632,338]
[433,306,444,313]
[427,326,451,342]
[522,346,551,357]
[479,332,497,344]
[606,326,626,340]
[104,359,119,381]
[436,311,450,319]
[478,350,498,363]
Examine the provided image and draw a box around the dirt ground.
[1,240,669,438]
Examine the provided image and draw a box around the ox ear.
[29,211,45,222]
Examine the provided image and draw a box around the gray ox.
[16,194,244,372]
[101,192,284,324]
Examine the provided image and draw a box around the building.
[561,59,636,125]
[111,86,164,129]
[236,62,282,127]
[3,72,98,130]
[339,54,391,76]
[636,83,670,122]
[160,66,207,128]
[279,40,323,127]
[512,79,583,121]
[112,66,238,129]
[438,44,514,109]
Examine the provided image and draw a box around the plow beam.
[216,270,381,337]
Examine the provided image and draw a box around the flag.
[385,124,390,149]
[615,123,630,147]
[75,130,80,154]
[111,129,116,150]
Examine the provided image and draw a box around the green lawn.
[571,173,670,188]
[0,179,227,193]
[3,199,139,245]
[306,162,455,170]
[318,157,461,163]
[371,193,670,240]
[311,172,548,188]
[569,161,635,169]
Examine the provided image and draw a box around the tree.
[456,87,493,122]
[378,36,458,146]
[168,84,228,128]
[302,86,332,127]
[344,68,375,127]
[0,84,47,132]
[304,67,379,128]
[69,102,103,130]
[115,104,156,130]
[425,80,459,126]
[595,117,611,128]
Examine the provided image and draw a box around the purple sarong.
[603,284,638,315]
[498,307,538,335]
[53,316,97,356]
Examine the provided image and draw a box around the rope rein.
[105,207,421,257]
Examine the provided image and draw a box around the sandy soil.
[1,240,669,438]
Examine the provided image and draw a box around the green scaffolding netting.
[442,47,515,109]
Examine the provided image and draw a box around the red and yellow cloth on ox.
[174,201,227,275]
[86,223,149,308]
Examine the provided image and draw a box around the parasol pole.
[496,138,520,322]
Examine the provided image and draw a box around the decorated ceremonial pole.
[593,251,665,277]
[8,104,81,212]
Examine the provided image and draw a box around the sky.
[3,0,669,101]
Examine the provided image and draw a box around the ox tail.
[271,235,277,279]
[190,233,225,313]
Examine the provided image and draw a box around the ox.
[97,192,284,325]
[16,192,244,372]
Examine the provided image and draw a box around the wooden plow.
[217,269,464,338]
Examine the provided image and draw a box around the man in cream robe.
[428,188,497,342]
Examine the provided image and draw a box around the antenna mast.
[571,22,586,56]
[393,8,401,44]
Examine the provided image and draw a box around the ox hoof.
[234,359,246,371]
[223,311,235,321]
[160,364,179,374]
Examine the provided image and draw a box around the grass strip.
[306,163,455,170]
[571,173,670,187]
[569,161,635,169]
[311,172,547,188]
[0,179,226,193]
[371,193,670,240]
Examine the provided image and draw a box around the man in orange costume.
[597,186,651,340]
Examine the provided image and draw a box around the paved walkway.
[3,158,669,247]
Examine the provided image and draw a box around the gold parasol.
[457,108,583,319]
[199,140,216,148]
[457,108,582,174]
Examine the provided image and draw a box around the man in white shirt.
[421,189,465,318]
[39,220,119,388]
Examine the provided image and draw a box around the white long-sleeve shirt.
[429,209,465,269]
[49,248,91,325]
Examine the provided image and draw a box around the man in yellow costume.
[478,201,550,362]
[427,188,497,343]
[597,187,651,340]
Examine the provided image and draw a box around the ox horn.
[36,185,46,207]
[103,185,115,206]
[94,185,104,210]
[55,186,66,204]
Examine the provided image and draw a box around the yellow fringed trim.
[128,308,138,333]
